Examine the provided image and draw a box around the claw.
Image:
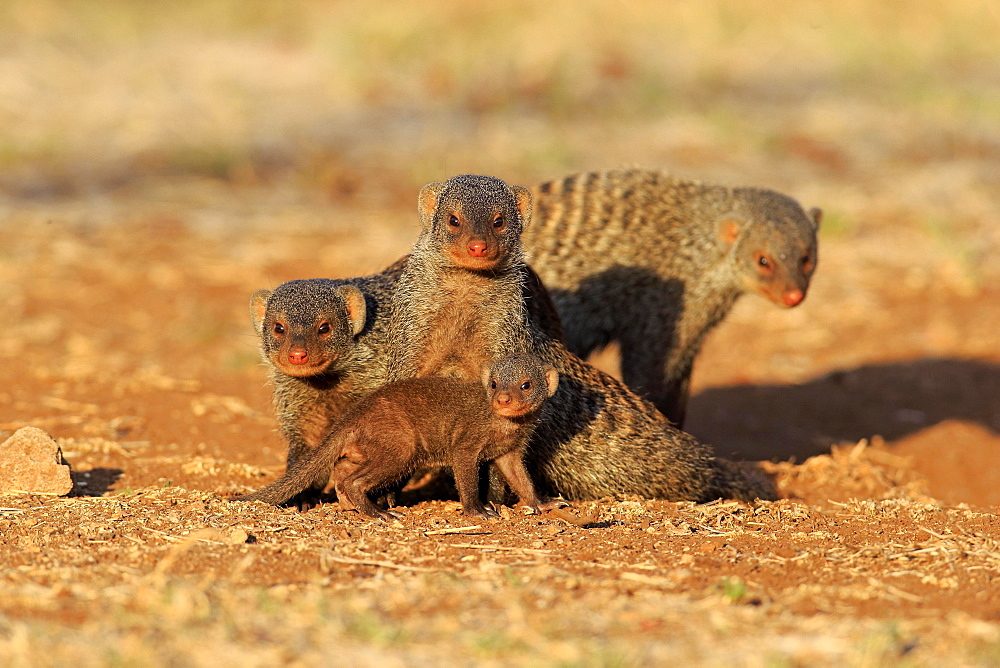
[463,504,500,519]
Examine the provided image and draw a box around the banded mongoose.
[384,174,537,384]
[237,353,560,521]
[523,168,821,427]
[384,174,775,503]
[249,272,400,509]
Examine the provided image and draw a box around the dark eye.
[755,253,773,273]
[520,381,531,391]
[493,215,504,228]
[317,322,330,335]
[273,322,285,335]
[490,380,497,390]
[449,214,460,227]
[801,255,813,272]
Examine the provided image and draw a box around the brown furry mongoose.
[236,353,560,521]
[249,271,401,509]
[384,174,537,383]
[523,168,821,427]
[382,173,775,503]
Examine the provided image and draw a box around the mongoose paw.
[286,489,325,512]
[463,504,500,520]
[363,507,405,522]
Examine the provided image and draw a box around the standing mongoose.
[522,168,821,427]
[384,173,536,384]
[383,174,774,503]
[237,353,560,521]
[250,271,401,509]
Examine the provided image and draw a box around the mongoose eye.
[520,381,531,391]
[493,215,504,229]
[801,255,814,273]
[273,322,285,335]
[317,322,331,335]
[448,214,460,227]
[490,380,497,390]
[755,253,773,273]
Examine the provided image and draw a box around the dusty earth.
[1,182,998,666]
[2,2,1000,665]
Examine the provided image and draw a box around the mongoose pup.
[523,168,821,427]
[237,353,560,521]
[383,174,773,503]
[250,272,400,509]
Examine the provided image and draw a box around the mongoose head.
[482,353,559,419]
[417,174,533,272]
[250,279,367,378]
[718,189,821,308]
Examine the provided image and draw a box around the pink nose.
[468,241,488,257]
[495,392,511,405]
[783,289,804,307]
[288,350,309,365]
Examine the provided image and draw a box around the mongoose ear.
[418,181,446,230]
[249,290,271,336]
[808,207,823,229]
[511,184,533,227]
[543,366,559,397]
[337,285,367,337]
[716,217,742,249]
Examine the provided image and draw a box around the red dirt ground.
[2,182,999,663]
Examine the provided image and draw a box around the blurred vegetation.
[0,0,997,264]
[0,0,997,188]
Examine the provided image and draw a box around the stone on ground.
[0,427,74,496]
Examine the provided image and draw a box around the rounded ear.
[716,216,742,250]
[510,184,533,228]
[481,361,494,389]
[543,366,559,397]
[337,285,367,337]
[418,181,446,230]
[808,207,823,229]
[249,290,271,336]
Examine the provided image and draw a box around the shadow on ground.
[686,357,1000,462]
[72,468,124,497]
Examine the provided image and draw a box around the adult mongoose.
[236,353,560,521]
[384,173,537,384]
[249,272,400,509]
[523,168,821,427]
[383,173,774,503]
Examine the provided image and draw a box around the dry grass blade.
[423,525,488,536]
[320,555,437,572]
[449,543,551,555]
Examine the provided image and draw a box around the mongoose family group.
[237,353,560,520]
[523,168,820,427]
[237,170,820,518]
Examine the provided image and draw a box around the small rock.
[0,427,74,496]
[227,528,250,544]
